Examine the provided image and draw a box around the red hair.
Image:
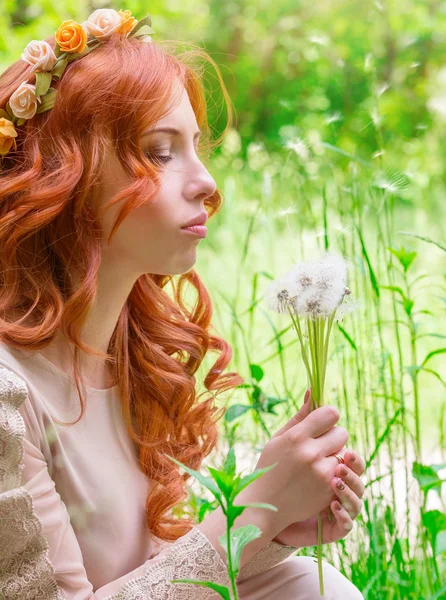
[0,32,244,542]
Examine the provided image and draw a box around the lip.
[181,225,208,238]
[181,211,208,228]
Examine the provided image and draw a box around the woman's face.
[97,82,217,280]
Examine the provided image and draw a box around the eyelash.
[145,152,173,165]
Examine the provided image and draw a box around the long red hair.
[0,31,244,542]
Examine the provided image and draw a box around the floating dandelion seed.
[325,111,343,125]
[263,251,359,597]
[285,137,310,161]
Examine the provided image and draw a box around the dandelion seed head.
[264,252,358,321]
[263,277,297,314]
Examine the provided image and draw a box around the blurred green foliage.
[1,0,446,171]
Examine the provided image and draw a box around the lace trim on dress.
[237,538,297,581]
[0,364,64,599]
[102,527,231,599]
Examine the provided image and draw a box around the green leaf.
[53,43,63,58]
[35,88,57,114]
[356,225,379,297]
[207,467,234,500]
[422,348,446,367]
[51,58,68,80]
[128,14,154,37]
[260,396,288,415]
[223,446,236,478]
[365,408,402,469]
[418,367,446,388]
[388,246,417,272]
[35,71,52,97]
[224,404,253,422]
[0,109,11,120]
[5,102,15,120]
[337,323,357,350]
[164,454,222,501]
[231,463,278,500]
[422,510,446,556]
[219,524,263,577]
[399,231,446,254]
[412,462,445,496]
[170,579,231,599]
[403,297,414,316]
[380,285,406,299]
[132,24,156,39]
[250,363,264,382]
[226,503,246,529]
[16,118,26,126]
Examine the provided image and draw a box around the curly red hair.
[0,32,244,543]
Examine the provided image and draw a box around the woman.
[0,8,365,598]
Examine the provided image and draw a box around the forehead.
[154,85,198,131]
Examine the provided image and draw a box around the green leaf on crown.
[0,109,11,120]
[128,14,153,37]
[35,71,52,97]
[35,88,57,114]
[132,25,156,39]
[5,102,15,120]
[53,43,63,58]
[51,58,68,80]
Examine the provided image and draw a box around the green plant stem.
[317,511,324,596]
[218,500,239,599]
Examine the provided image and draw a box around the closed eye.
[145,152,173,165]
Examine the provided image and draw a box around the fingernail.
[334,502,341,511]
[304,389,310,403]
[350,452,356,462]
[336,478,345,490]
[340,465,348,476]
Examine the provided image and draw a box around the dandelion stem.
[287,305,312,383]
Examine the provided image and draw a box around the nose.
[185,158,217,201]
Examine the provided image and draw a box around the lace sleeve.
[236,539,298,582]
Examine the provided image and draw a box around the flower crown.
[0,8,155,158]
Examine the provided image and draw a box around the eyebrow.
[142,127,202,140]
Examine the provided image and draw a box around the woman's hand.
[271,449,366,548]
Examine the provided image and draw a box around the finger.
[315,425,349,456]
[344,450,366,476]
[298,404,341,439]
[330,500,354,536]
[334,464,365,498]
[271,388,312,439]
[331,478,363,519]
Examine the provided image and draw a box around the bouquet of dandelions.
[263,251,359,597]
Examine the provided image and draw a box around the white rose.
[9,81,41,120]
[21,40,57,73]
[81,9,122,41]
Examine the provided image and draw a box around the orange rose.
[0,117,18,156]
[55,20,87,54]
[117,9,137,36]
